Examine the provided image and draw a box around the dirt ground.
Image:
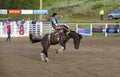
[0,36,120,77]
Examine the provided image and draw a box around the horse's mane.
[69,30,82,39]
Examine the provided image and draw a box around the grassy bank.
[43,0,120,23]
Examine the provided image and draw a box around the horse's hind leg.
[40,39,50,62]
[43,49,49,62]
[40,53,45,62]
[40,49,49,62]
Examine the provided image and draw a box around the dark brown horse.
[29,28,82,62]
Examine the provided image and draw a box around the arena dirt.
[0,36,120,77]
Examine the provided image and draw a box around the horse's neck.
[68,31,78,39]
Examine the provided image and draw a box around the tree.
[1,0,39,9]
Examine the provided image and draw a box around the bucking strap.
[48,34,51,44]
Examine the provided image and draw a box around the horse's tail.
[29,34,41,43]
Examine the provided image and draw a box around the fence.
[92,23,120,37]
[105,23,120,37]
[0,22,120,37]
[75,23,120,37]
[76,23,92,36]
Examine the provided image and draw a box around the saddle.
[47,32,60,44]
[48,25,69,44]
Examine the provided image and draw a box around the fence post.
[105,24,108,37]
[36,23,37,35]
[32,24,34,34]
[117,23,120,33]
[26,21,30,36]
[48,24,51,34]
[14,22,17,37]
[40,22,42,35]
[90,24,92,36]
[0,22,2,36]
[76,24,78,33]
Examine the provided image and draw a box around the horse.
[29,27,82,62]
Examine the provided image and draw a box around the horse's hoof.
[45,58,49,62]
[55,49,63,53]
[40,58,45,62]
[55,49,59,53]
[56,51,58,53]
[58,49,63,53]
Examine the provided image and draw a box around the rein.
[66,29,70,35]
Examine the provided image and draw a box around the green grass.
[43,0,120,23]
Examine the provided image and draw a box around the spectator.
[32,17,37,25]
[6,25,11,42]
[5,19,10,25]
[16,19,21,26]
[99,9,104,21]
[21,19,25,25]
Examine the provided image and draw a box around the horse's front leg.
[56,43,66,53]
[57,46,65,53]
[56,36,66,53]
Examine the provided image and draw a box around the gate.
[0,21,42,37]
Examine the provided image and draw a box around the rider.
[51,13,59,30]
[50,13,70,43]
[51,13,69,32]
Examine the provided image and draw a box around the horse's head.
[74,33,82,49]
[69,30,82,49]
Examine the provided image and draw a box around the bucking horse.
[29,26,82,62]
